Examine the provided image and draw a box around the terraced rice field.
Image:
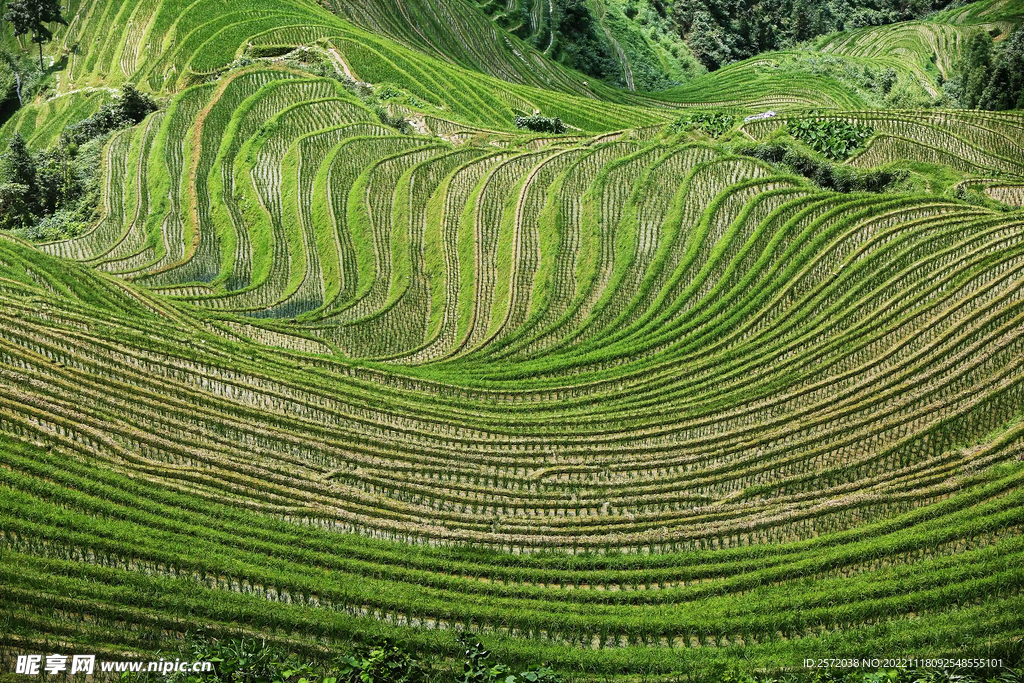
[651,56,870,111]
[818,23,970,82]
[1,0,1024,677]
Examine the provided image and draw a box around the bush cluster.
[0,84,156,237]
[373,103,412,133]
[669,110,735,137]
[456,634,560,683]
[770,56,935,108]
[122,634,562,683]
[116,633,1022,683]
[62,83,158,145]
[514,114,567,133]
[787,117,873,160]
[737,141,906,193]
[674,0,953,71]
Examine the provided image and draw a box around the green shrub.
[514,114,566,133]
[669,111,734,137]
[122,634,568,683]
[62,84,157,146]
[787,117,873,160]
[22,207,89,239]
[457,635,561,683]
[0,114,106,235]
[0,181,33,229]
[338,641,425,683]
[736,141,906,192]
[376,84,403,100]
[245,45,294,58]
[373,104,412,133]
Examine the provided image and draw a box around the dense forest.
[477,0,1024,109]
[477,0,969,85]
[675,0,953,69]
[947,25,1024,110]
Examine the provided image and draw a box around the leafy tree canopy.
[3,0,68,69]
[0,132,36,189]
[62,84,159,145]
[978,26,1024,111]
[948,27,1024,111]
[675,0,954,71]
[514,114,567,133]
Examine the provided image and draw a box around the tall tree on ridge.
[3,0,67,70]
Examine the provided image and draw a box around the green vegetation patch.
[736,141,906,193]
[0,85,157,237]
[514,114,568,134]
[946,27,1024,111]
[668,110,735,137]
[787,117,874,160]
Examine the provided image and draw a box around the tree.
[1,133,37,190]
[3,0,68,70]
[687,10,732,70]
[0,182,33,230]
[951,31,993,109]
[978,26,1024,111]
[0,50,16,104]
[549,0,620,83]
[118,83,158,123]
[34,144,79,215]
[790,0,814,42]
[0,133,40,224]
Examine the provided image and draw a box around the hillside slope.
[0,0,1023,678]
